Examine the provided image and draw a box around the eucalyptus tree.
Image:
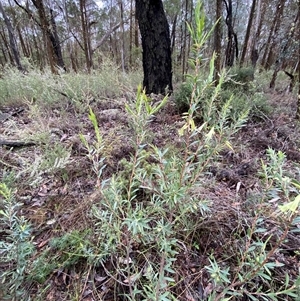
[261,0,286,69]
[240,0,256,66]
[13,0,66,73]
[269,0,300,89]
[0,1,24,70]
[214,0,222,82]
[163,0,193,77]
[79,0,96,71]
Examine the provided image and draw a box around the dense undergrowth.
[1,4,300,301]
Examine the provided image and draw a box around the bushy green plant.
[205,149,300,300]
[174,58,272,122]
[30,230,93,284]
[0,182,34,300]
[87,2,249,300]
[223,66,254,91]
[3,1,297,299]
[175,75,270,123]
[17,142,72,187]
[80,107,107,184]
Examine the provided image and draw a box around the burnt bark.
[223,0,238,67]
[49,9,66,71]
[136,0,173,94]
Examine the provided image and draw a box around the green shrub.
[223,66,255,91]
[30,230,93,284]
[206,149,300,301]
[84,4,250,299]
[174,66,270,123]
[0,182,34,300]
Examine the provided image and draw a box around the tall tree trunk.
[269,6,299,89]
[240,0,256,66]
[134,12,139,49]
[49,9,66,71]
[223,0,238,67]
[14,0,66,73]
[32,0,56,73]
[0,2,24,71]
[80,0,92,71]
[0,26,14,65]
[170,13,178,54]
[136,0,173,94]
[178,0,185,65]
[181,0,189,78]
[297,1,300,119]
[118,0,126,72]
[261,0,285,69]
[16,24,29,58]
[186,0,193,72]
[214,0,222,83]
[31,27,42,69]
[265,2,285,69]
[129,0,133,66]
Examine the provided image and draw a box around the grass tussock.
[0,58,141,109]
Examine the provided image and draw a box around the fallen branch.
[0,140,36,148]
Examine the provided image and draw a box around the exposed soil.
[0,90,299,300]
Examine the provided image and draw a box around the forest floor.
[0,82,300,300]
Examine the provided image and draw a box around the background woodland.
[0,0,299,86]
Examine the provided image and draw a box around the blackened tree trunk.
[49,9,66,71]
[136,0,173,94]
[223,0,238,67]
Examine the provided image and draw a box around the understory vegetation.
[1,8,300,301]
